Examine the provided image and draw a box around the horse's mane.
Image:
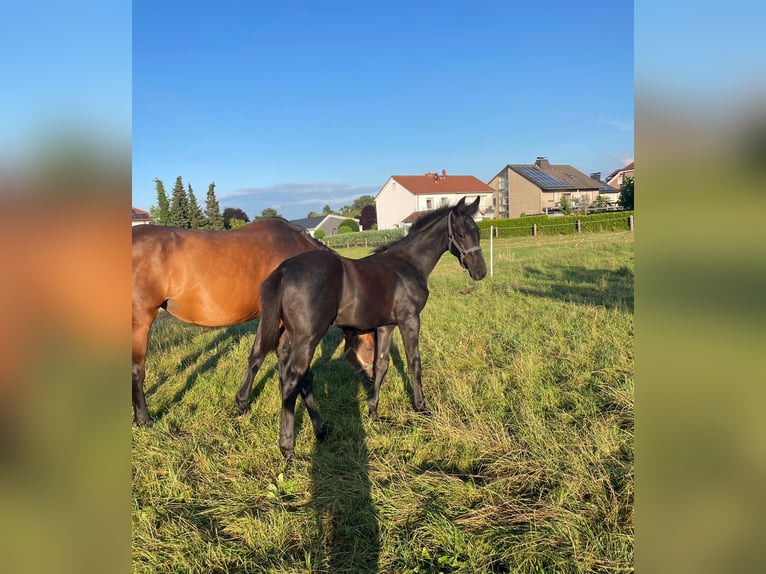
[374,204,452,254]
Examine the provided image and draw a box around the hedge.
[477,210,634,238]
[322,228,405,248]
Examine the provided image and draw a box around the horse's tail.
[258,267,284,354]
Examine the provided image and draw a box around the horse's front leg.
[398,316,427,414]
[132,310,157,426]
[368,325,395,420]
[132,360,152,426]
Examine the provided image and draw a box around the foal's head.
[448,197,487,281]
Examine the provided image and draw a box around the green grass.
[132,231,634,573]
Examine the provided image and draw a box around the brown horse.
[132,218,375,426]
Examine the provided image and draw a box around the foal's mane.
[374,204,452,254]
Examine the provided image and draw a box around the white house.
[374,170,494,230]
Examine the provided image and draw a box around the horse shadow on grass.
[297,328,380,573]
[145,317,274,423]
[518,264,634,311]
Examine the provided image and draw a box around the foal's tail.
[258,267,285,354]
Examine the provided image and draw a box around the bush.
[340,218,360,232]
[314,229,326,240]
[322,228,405,248]
[338,225,353,234]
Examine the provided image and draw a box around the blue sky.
[133,1,634,220]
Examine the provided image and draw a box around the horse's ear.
[457,196,479,216]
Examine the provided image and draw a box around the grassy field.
[132,231,634,573]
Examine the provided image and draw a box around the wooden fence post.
[576,220,581,233]
[532,223,537,237]
[629,215,634,231]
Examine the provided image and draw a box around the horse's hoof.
[235,400,249,416]
[134,415,154,427]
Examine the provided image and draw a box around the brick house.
[487,158,618,218]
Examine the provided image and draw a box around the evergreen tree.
[187,183,205,229]
[169,176,191,228]
[153,178,170,226]
[205,182,224,230]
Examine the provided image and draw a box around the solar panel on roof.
[514,166,573,188]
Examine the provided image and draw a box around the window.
[426,199,433,210]
[441,197,448,207]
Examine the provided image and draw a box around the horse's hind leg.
[235,324,283,415]
[299,369,327,441]
[277,334,321,460]
[132,308,159,426]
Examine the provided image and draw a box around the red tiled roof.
[402,210,430,223]
[132,207,151,221]
[607,161,634,181]
[392,173,493,195]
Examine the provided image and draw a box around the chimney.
[535,157,550,169]
[590,171,602,181]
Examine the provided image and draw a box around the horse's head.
[448,196,487,281]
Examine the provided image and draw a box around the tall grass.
[132,231,634,573]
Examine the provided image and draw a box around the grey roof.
[510,163,617,192]
[513,166,573,188]
[289,215,326,230]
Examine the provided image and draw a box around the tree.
[339,218,359,232]
[322,204,334,215]
[187,183,205,229]
[205,182,224,230]
[618,176,634,210]
[228,218,247,229]
[255,207,282,220]
[349,195,375,218]
[223,207,250,229]
[559,195,573,215]
[314,229,326,240]
[359,204,377,230]
[307,210,321,218]
[151,178,170,226]
[168,176,190,228]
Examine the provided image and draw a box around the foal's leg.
[234,324,284,415]
[132,308,159,426]
[398,316,427,413]
[277,335,321,460]
[298,369,327,441]
[368,324,395,420]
